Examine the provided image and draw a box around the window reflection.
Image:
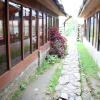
[23,7,30,57]
[98,12,100,51]
[90,17,94,44]
[39,12,43,46]
[32,10,37,51]
[47,15,49,41]
[93,15,97,48]
[48,15,52,28]
[9,2,21,66]
[44,13,46,43]
[0,0,7,75]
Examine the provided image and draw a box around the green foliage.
[11,49,21,59]
[65,18,78,36]
[0,55,3,64]
[36,55,60,75]
[24,45,30,53]
[20,83,27,91]
[0,54,6,64]
[77,42,100,79]
[11,90,22,100]
[47,55,60,64]
[48,65,62,93]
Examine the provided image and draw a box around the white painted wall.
[83,37,100,67]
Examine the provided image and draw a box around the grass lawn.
[48,63,62,93]
[77,42,100,80]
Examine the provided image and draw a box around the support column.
[30,9,32,53]
[36,11,39,49]
[42,13,44,45]
[20,6,24,59]
[5,0,11,69]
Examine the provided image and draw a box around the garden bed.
[77,42,100,99]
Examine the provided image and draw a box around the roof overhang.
[36,0,67,16]
[79,0,100,18]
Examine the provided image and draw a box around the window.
[86,18,91,41]
[93,14,98,48]
[43,13,46,43]
[9,2,22,67]
[38,12,43,46]
[23,7,30,57]
[85,20,87,39]
[56,17,59,27]
[46,14,48,42]
[51,16,53,27]
[0,0,8,75]
[53,17,56,27]
[48,15,52,28]
[90,17,94,44]
[32,10,37,51]
[48,15,52,41]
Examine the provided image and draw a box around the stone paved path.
[55,36,82,100]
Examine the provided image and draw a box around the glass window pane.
[32,10,36,51]
[0,0,8,75]
[90,17,93,43]
[39,12,43,46]
[98,12,100,51]
[86,18,90,41]
[23,7,30,57]
[93,15,97,48]
[44,13,46,43]
[9,2,21,67]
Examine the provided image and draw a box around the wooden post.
[5,0,11,69]
[97,12,100,50]
[20,6,24,59]
[42,13,44,45]
[36,10,39,49]
[30,9,32,53]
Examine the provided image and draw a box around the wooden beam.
[10,0,59,16]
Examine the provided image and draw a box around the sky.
[59,0,84,25]
[61,0,83,17]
